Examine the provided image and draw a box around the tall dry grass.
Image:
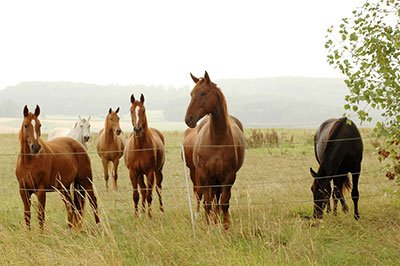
[0,129,399,265]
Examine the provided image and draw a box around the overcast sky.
[0,0,365,90]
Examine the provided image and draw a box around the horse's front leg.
[101,158,110,190]
[220,172,236,230]
[145,171,155,218]
[129,171,140,216]
[137,174,146,214]
[19,188,32,228]
[112,159,120,190]
[36,188,47,230]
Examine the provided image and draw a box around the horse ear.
[74,122,78,128]
[116,107,120,113]
[79,115,82,120]
[204,71,211,84]
[109,108,112,114]
[140,94,145,103]
[23,105,29,117]
[190,73,199,83]
[34,105,40,117]
[131,94,135,104]
[88,116,91,121]
[310,168,317,178]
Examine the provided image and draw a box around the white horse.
[48,116,91,150]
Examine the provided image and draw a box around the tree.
[326,0,400,180]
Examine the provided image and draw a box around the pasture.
[0,128,399,265]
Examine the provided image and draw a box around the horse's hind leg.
[101,158,110,190]
[351,170,361,220]
[61,188,74,228]
[82,181,100,224]
[155,170,164,212]
[19,189,32,228]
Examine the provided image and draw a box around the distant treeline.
[0,77,375,126]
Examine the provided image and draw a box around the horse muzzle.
[185,115,197,128]
[83,136,90,142]
[31,143,41,154]
[115,129,122,135]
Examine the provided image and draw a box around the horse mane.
[205,79,230,126]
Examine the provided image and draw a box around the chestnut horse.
[96,107,126,190]
[184,71,245,229]
[183,115,243,213]
[310,117,363,220]
[15,105,99,229]
[125,94,165,217]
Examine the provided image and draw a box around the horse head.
[21,105,42,154]
[130,94,147,135]
[78,116,91,142]
[185,71,219,128]
[107,108,122,136]
[310,167,332,219]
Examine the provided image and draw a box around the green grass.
[0,129,399,265]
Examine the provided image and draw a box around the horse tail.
[342,173,352,194]
[73,181,86,228]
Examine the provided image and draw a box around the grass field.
[0,128,399,265]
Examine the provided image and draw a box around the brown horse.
[125,94,165,217]
[184,71,245,229]
[96,107,126,190]
[183,115,244,213]
[15,105,99,229]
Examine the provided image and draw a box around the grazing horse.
[125,94,165,217]
[310,117,363,220]
[48,116,91,150]
[15,105,99,229]
[96,107,126,190]
[184,71,245,229]
[183,115,244,213]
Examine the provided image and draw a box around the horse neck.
[209,88,230,141]
[104,121,116,144]
[69,126,82,141]
[134,118,152,147]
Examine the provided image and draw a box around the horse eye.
[24,125,28,128]
[80,125,83,128]
[200,92,206,96]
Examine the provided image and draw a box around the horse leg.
[36,189,47,230]
[61,188,74,228]
[332,185,339,216]
[145,171,155,218]
[101,158,110,190]
[130,171,140,216]
[155,170,164,212]
[19,189,32,228]
[326,181,332,214]
[79,177,100,224]
[352,170,361,220]
[112,159,120,190]
[138,174,146,214]
[198,169,211,224]
[220,173,236,230]
[190,167,201,213]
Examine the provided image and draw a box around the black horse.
[310,117,363,220]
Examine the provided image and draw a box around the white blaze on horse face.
[32,119,37,140]
[134,106,140,127]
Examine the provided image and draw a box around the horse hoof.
[354,214,360,220]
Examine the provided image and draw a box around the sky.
[0,0,366,90]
